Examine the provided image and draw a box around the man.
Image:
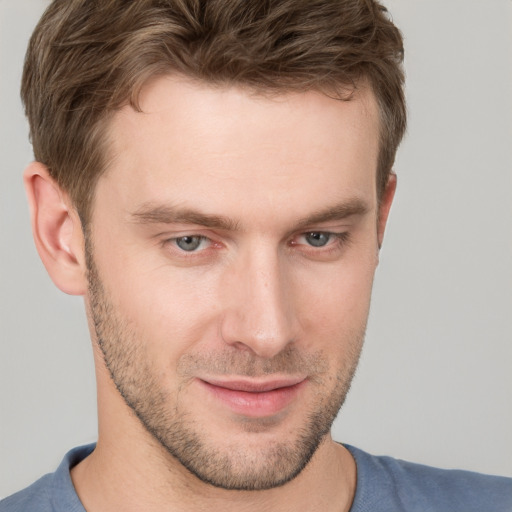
[1,0,510,511]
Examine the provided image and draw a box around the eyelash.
[163,231,351,260]
[292,231,351,250]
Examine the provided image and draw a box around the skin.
[24,76,396,512]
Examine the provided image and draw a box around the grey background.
[1,0,511,498]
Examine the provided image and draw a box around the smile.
[198,377,307,418]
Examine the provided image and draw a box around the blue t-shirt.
[1,443,511,511]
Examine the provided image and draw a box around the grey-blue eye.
[175,236,204,251]
[305,232,331,247]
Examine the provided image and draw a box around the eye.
[291,231,351,255]
[303,232,332,247]
[174,235,208,252]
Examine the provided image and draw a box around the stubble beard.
[86,244,365,491]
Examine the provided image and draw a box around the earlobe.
[24,162,88,295]
[377,172,397,250]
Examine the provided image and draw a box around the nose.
[220,243,298,359]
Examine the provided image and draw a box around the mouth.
[198,377,307,418]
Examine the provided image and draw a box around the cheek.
[93,242,225,359]
[131,275,220,345]
[293,255,376,343]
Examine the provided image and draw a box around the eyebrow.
[294,199,370,230]
[130,198,369,232]
[130,204,240,231]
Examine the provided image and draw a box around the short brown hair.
[21,0,406,223]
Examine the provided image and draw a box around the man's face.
[86,77,385,490]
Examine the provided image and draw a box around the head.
[22,0,405,492]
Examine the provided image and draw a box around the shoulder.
[0,474,54,512]
[0,444,95,512]
[345,444,512,512]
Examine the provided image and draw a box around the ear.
[24,162,88,295]
[377,172,397,250]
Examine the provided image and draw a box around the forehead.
[96,76,380,225]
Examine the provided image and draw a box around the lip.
[198,377,307,418]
